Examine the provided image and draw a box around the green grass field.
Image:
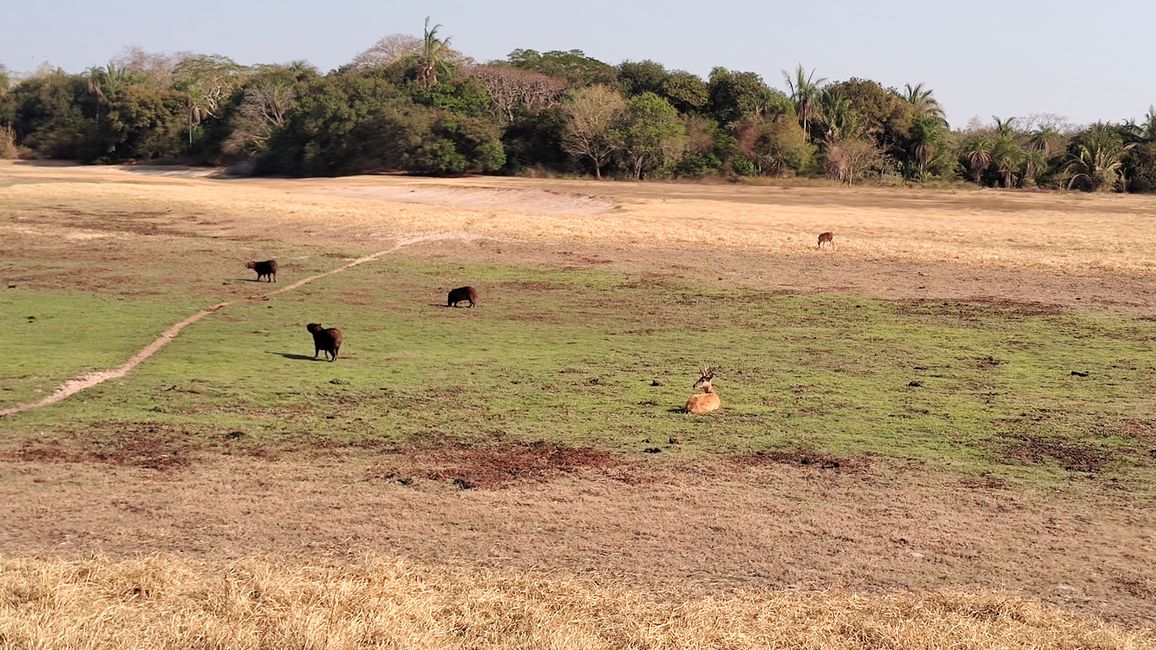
[4,255,1152,485]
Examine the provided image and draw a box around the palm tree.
[1028,125,1061,157]
[904,83,946,123]
[782,64,827,139]
[992,116,1018,139]
[416,16,452,88]
[1064,123,1135,192]
[1020,148,1048,187]
[817,88,859,141]
[910,115,947,180]
[958,135,994,185]
[992,137,1023,188]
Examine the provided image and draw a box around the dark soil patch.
[894,298,1065,323]
[370,439,638,489]
[1002,434,1113,473]
[1099,418,1156,441]
[733,448,867,472]
[9,424,198,471]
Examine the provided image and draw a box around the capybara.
[246,259,278,282]
[447,286,477,308]
[306,323,342,361]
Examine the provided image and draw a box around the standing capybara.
[246,259,278,282]
[447,286,477,308]
[306,323,342,361]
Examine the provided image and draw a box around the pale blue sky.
[2,0,1153,128]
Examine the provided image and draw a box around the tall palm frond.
[904,82,946,123]
[782,64,827,138]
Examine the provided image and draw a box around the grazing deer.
[817,232,835,249]
[685,365,722,415]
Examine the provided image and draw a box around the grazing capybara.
[817,232,834,249]
[447,286,477,308]
[306,323,342,361]
[246,259,278,282]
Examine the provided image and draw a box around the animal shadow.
[276,352,321,361]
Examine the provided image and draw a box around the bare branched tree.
[348,34,424,70]
[470,64,564,121]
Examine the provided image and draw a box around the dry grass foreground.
[1,556,1152,650]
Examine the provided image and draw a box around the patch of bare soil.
[370,439,632,489]
[12,425,197,471]
[1002,434,1115,473]
[734,448,868,472]
[0,453,1152,624]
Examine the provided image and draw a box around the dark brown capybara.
[246,259,278,282]
[306,323,342,361]
[447,286,477,308]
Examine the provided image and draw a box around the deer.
[817,232,835,249]
[685,365,722,415]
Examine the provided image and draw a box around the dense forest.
[3,20,1155,192]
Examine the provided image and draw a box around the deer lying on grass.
[817,232,835,249]
[685,365,721,415]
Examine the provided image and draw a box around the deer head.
[692,365,718,391]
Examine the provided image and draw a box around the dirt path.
[0,232,482,418]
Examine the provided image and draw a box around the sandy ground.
[3,161,1154,309]
[2,161,1154,626]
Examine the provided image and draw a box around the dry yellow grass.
[1,555,1152,650]
[4,162,1156,277]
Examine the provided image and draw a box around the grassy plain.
[0,161,1153,647]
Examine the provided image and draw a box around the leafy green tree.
[661,70,709,115]
[620,92,686,179]
[5,70,89,157]
[507,49,617,88]
[500,104,568,173]
[618,60,669,97]
[707,67,774,125]
[0,63,10,95]
[91,84,186,160]
[260,74,422,176]
[782,64,827,139]
[826,78,913,155]
[412,114,505,174]
[560,84,626,179]
[735,115,813,176]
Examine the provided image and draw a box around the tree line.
[2,20,1155,192]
